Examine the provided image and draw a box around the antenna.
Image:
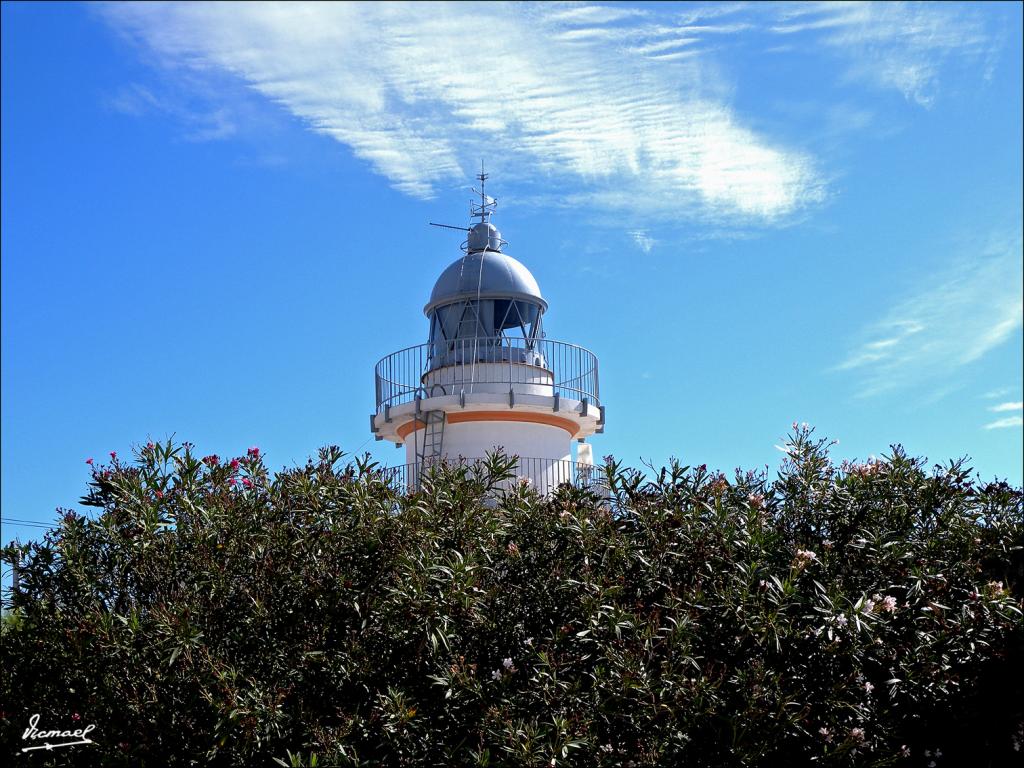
[429,222,470,232]
[470,159,497,223]
[429,163,506,254]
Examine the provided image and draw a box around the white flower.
[881,596,898,613]
[864,682,874,693]
[863,599,876,613]
[901,745,911,757]
[849,727,865,743]
[503,657,513,669]
[491,669,501,681]
[600,744,613,753]
[834,614,848,627]
[524,637,534,647]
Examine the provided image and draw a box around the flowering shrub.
[2,427,1022,766]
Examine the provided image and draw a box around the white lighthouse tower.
[371,171,605,492]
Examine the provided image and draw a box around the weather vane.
[429,160,497,233]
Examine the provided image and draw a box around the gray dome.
[424,251,546,316]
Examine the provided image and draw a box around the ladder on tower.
[415,408,446,477]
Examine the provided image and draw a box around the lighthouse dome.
[423,251,547,316]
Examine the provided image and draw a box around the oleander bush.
[2,427,1022,767]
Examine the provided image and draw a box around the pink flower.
[819,727,833,743]
[229,459,240,471]
[155,490,163,499]
[146,442,154,450]
[229,478,237,486]
[110,451,117,460]
[849,727,865,743]
[247,446,260,459]
[242,477,253,488]
[72,713,80,721]
[202,454,220,468]
[793,549,816,570]
[881,596,897,612]
[85,458,94,466]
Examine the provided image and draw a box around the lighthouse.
[371,171,605,492]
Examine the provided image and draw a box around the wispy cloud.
[767,2,993,106]
[630,230,656,253]
[99,2,823,223]
[544,4,648,25]
[836,228,1023,398]
[984,401,1023,430]
[989,401,1023,413]
[984,416,1023,431]
[982,387,1013,400]
[108,83,237,142]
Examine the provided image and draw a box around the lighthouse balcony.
[378,455,607,497]
[374,337,601,411]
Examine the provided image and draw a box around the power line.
[3,517,59,530]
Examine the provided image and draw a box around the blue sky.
[2,1,1022,544]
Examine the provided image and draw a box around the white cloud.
[629,230,655,253]
[982,387,1014,400]
[767,2,992,106]
[99,1,822,222]
[984,416,1023,430]
[544,4,648,25]
[836,228,1024,398]
[108,82,237,142]
[989,402,1023,413]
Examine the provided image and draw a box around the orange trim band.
[396,411,580,440]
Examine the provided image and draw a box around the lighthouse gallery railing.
[378,456,605,496]
[374,338,600,411]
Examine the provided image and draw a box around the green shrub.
[2,427,1022,766]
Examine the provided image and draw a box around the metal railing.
[376,456,605,496]
[375,337,600,411]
